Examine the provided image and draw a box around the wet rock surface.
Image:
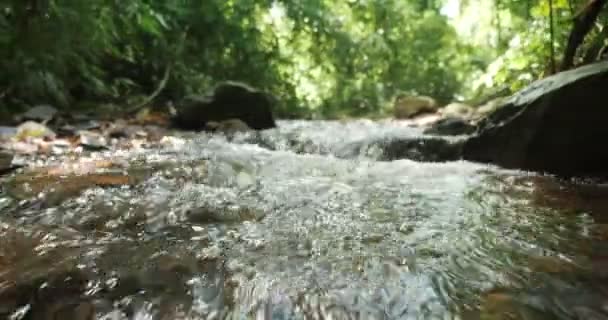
[464,60,608,177]
[337,135,463,161]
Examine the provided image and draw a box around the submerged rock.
[337,136,463,162]
[172,82,277,131]
[6,171,138,207]
[186,205,265,224]
[393,95,438,119]
[463,60,608,177]
[381,137,463,161]
[424,117,476,136]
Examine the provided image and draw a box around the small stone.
[78,131,108,151]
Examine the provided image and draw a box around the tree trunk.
[561,0,608,70]
[549,0,557,74]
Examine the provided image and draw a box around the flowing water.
[1,120,608,320]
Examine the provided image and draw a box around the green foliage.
[463,0,608,99]
[8,0,595,117]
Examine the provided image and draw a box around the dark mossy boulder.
[172,82,277,131]
[463,60,608,177]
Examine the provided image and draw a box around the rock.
[16,121,56,140]
[7,171,137,207]
[186,205,265,224]
[172,81,277,131]
[337,136,463,162]
[463,61,608,177]
[381,137,464,162]
[440,102,473,118]
[424,117,476,136]
[20,105,58,123]
[393,95,438,119]
[77,131,108,151]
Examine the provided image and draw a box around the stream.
[1,120,608,320]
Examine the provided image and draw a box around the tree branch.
[561,0,608,70]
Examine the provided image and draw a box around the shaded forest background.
[1,0,607,119]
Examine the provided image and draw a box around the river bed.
[1,120,607,320]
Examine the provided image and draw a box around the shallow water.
[1,120,608,320]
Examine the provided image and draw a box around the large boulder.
[393,95,438,119]
[463,60,608,177]
[172,82,277,131]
